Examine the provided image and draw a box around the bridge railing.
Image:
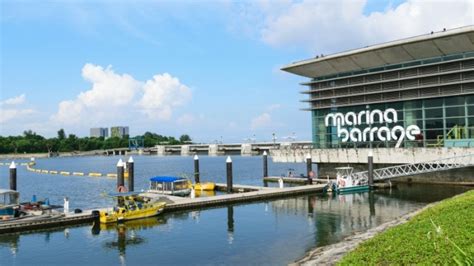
[352,153,474,182]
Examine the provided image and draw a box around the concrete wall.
[271,147,474,164]
[271,147,474,184]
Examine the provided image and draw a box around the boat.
[99,192,166,224]
[0,189,20,219]
[187,180,215,191]
[279,168,306,179]
[325,167,369,194]
[147,176,191,196]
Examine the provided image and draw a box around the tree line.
[0,129,192,154]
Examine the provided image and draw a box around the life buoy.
[117,185,128,193]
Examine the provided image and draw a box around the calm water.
[0,156,471,265]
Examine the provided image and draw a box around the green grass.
[339,189,474,265]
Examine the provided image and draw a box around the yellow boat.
[187,181,215,191]
[100,193,166,224]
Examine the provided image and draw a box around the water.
[0,156,471,265]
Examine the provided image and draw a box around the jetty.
[0,183,326,234]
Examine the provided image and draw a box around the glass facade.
[312,95,474,148]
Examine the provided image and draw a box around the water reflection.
[1,184,471,265]
[97,216,167,261]
[227,206,234,244]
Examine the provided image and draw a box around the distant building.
[90,127,108,138]
[111,126,129,138]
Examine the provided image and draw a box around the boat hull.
[100,202,166,224]
[337,185,370,194]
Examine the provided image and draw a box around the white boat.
[146,176,191,197]
[326,167,369,194]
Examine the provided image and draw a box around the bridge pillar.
[156,145,167,156]
[181,145,191,156]
[241,143,253,156]
[209,144,223,156]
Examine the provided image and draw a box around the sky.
[1,0,473,143]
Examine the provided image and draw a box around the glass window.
[424,98,443,108]
[466,95,474,105]
[404,100,422,109]
[424,129,444,140]
[407,119,424,129]
[445,96,465,106]
[469,117,474,127]
[468,105,474,116]
[404,109,423,120]
[388,102,403,110]
[425,108,443,118]
[446,106,465,117]
[446,117,466,128]
[425,119,443,129]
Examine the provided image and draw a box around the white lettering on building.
[324,108,421,148]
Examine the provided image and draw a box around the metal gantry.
[352,153,474,183]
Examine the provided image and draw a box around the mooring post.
[262,151,268,178]
[194,154,200,184]
[127,156,134,192]
[306,154,313,185]
[226,156,233,193]
[368,150,374,188]
[9,161,17,191]
[117,159,125,189]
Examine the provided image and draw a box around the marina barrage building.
[282,26,474,149]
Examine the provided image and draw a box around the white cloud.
[1,94,26,106]
[0,108,35,123]
[78,64,141,107]
[0,94,35,124]
[138,73,192,120]
[266,103,281,112]
[51,64,192,128]
[242,0,473,53]
[251,112,272,130]
[177,113,195,126]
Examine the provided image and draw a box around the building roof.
[281,26,474,78]
[150,176,186,183]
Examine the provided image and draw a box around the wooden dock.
[0,183,326,234]
[162,183,327,212]
[263,176,330,184]
[0,211,97,234]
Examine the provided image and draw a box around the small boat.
[281,168,306,179]
[326,167,369,194]
[100,192,166,224]
[187,181,215,191]
[147,176,191,196]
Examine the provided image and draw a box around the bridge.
[352,153,474,184]
[154,141,313,156]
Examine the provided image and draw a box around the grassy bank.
[339,189,474,265]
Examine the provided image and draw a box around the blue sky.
[1,0,472,142]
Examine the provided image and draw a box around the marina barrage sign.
[324,108,421,148]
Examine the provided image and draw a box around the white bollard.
[190,188,196,199]
[64,197,69,214]
[278,177,284,188]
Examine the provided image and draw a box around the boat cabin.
[0,189,20,216]
[148,176,191,196]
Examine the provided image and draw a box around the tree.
[57,129,66,140]
[179,134,192,144]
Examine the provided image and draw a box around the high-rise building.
[282,26,474,149]
[111,126,130,138]
[90,127,108,138]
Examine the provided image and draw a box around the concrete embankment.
[292,203,434,266]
